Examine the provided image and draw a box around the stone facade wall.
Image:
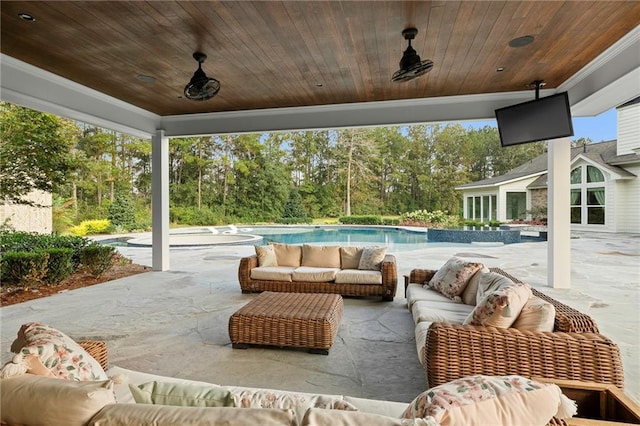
[529,188,547,220]
[0,191,52,234]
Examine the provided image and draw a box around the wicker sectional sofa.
[238,244,398,301]
[405,265,625,391]
[1,338,582,426]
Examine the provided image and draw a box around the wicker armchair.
[406,268,625,391]
[238,253,397,301]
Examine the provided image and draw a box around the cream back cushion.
[0,374,115,426]
[301,245,341,268]
[340,246,363,269]
[272,243,302,267]
[512,296,556,332]
[460,266,490,305]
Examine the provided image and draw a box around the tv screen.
[495,92,574,147]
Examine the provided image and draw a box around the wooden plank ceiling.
[2,1,639,116]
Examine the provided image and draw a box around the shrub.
[0,231,90,269]
[108,195,137,230]
[338,215,382,225]
[1,251,49,288]
[400,210,461,228]
[43,248,75,284]
[170,207,222,226]
[382,217,400,226]
[80,244,116,277]
[69,219,112,236]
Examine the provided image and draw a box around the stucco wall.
[0,191,52,234]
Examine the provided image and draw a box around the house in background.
[457,98,640,233]
[0,190,52,234]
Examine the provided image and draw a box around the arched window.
[570,165,605,225]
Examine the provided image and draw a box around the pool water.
[248,226,471,252]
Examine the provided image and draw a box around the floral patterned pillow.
[401,375,576,425]
[464,282,532,328]
[255,244,278,267]
[426,257,484,300]
[358,246,387,270]
[5,322,108,381]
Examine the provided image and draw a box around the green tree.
[0,102,79,205]
[108,194,136,230]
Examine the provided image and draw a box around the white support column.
[547,137,571,288]
[151,130,170,271]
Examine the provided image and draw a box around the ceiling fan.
[392,28,434,83]
[184,52,221,101]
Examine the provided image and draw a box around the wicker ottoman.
[229,292,343,355]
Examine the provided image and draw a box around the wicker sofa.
[0,340,581,426]
[405,266,625,391]
[238,244,398,301]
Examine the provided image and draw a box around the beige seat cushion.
[272,243,302,267]
[250,266,295,282]
[412,300,474,325]
[340,246,363,269]
[406,284,452,313]
[335,269,382,285]
[292,267,340,282]
[414,321,432,366]
[89,404,297,426]
[301,245,341,268]
[512,296,556,332]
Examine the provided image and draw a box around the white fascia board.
[455,171,547,191]
[571,154,634,180]
[160,90,554,137]
[560,25,640,117]
[0,55,160,139]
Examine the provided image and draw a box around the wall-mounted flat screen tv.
[495,92,574,147]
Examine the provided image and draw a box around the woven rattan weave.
[229,292,343,355]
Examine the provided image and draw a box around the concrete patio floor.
[1,231,638,405]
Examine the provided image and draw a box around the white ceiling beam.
[560,24,640,116]
[0,55,160,139]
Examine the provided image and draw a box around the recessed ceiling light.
[136,75,156,83]
[18,13,35,22]
[508,35,534,48]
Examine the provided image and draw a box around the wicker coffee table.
[229,292,343,355]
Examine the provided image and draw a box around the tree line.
[1,102,548,232]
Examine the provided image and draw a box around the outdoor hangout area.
[2,1,640,424]
[1,231,638,425]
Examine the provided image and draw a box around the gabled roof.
[457,140,638,190]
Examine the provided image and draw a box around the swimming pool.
[115,225,509,250]
[248,226,474,252]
